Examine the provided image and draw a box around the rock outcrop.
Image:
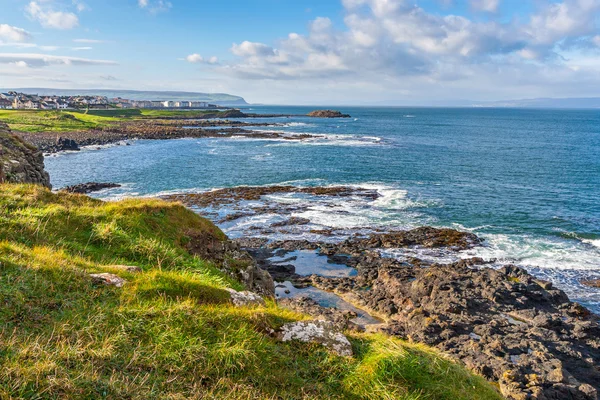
[0,122,51,188]
[61,182,121,194]
[307,110,351,118]
[277,320,353,357]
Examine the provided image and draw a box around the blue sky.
[1,0,600,104]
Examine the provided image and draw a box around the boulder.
[90,273,127,287]
[278,320,353,356]
[226,288,265,307]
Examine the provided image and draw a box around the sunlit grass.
[0,184,503,399]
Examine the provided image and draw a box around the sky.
[1,0,600,104]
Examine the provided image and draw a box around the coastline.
[159,185,600,399]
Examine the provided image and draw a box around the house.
[0,99,12,109]
[162,101,175,108]
[41,102,57,110]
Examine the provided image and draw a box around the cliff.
[0,121,51,188]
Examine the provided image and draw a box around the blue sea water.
[44,106,600,311]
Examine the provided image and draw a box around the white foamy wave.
[582,238,600,249]
[266,133,383,147]
[463,233,600,271]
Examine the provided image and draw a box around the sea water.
[44,106,600,312]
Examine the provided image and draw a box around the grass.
[0,184,503,399]
[0,109,231,133]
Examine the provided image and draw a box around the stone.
[90,273,127,287]
[226,288,265,307]
[278,320,353,357]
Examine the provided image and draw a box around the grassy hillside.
[0,109,226,133]
[0,184,502,399]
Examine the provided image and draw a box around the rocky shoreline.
[13,109,353,153]
[162,185,600,400]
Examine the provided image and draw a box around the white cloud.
[73,39,105,43]
[231,41,277,57]
[0,24,33,43]
[138,0,172,13]
[470,0,500,12]
[185,53,219,64]
[0,53,117,67]
[223,0,600,84]
[72,46,92,51]
[26,1,80,30]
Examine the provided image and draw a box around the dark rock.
[0,122,51,188]
[271,217,311,227]
[55,137,80,151]
[61,182,121,194]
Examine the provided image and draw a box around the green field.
[0,109,225,133]
[0,184,503,399]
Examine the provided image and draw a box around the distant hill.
[471,97,600,109]
[2,88,248,106]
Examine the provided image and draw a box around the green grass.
[0,109,231,133]
[0,110,121,133]
[0,184,503,399]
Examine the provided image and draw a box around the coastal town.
[0,91,220,110]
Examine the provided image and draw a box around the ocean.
[44,106,600,312]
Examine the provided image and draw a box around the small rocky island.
[307,110,352,118]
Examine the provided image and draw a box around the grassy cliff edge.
[0,184,502,399]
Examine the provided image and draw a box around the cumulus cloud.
[26,1,80,30]
[0,24,33,43]
[222,0,600,84]
[0,53,117,67]
[185,53,219,64]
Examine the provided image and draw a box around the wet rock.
[162,185,379,208]
[54,137,80,152]
[307,110,351,118]
[271,217,311,227]
[226,288,265,307]
[90,273,127,287]
[581,279,600,288]
[345,226,482,251]
[61,182,121,194]
[277,320,353,357]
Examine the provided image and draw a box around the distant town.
[0,91,221,110]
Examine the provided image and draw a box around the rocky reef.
[238,228,599,400]
[0,122,51,188]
